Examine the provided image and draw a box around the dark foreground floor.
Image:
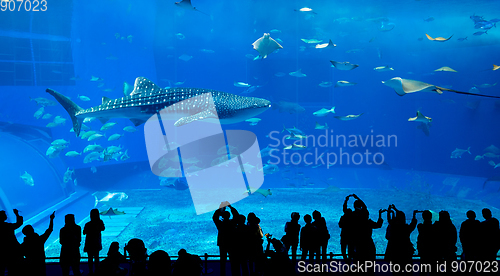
[41,259,499,275]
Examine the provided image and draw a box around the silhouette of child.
[283,212,301,263]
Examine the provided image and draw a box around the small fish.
[473,30,487,36]
[88,133,104,142]
[484,145,500,154]
[20,171,34,186]
[295,7,316,13]
[450,147,471,158]
[83,117,96,123]
[34,107,44,119]
[123,126,137,132]
[83,144,104,154]
[108,133,123,141]
[30,97,56,107]
[200,49,215,54]
[63,167,74,183]
[178,54,193,61]
[65,151,81,157]
[374,66,394,72]
[46,146,62,158]
[423,16,434,22]
[285,132,307,140]
[483,152,500,158]
[334,113,364,121]
[91,166,97,173]
[289,69,306,77]
[100,122,117,131]
[258,146,278,158]
[474,155,484,161]
[234,82,252,88]
[245,118,261,126]
[84,152,101,163]
[127,35,133,43]
[78,95,91,101]
[318,81,333,88]
[81,131,97,140]
[284,143,306,150]
[52,139,70,147]
[380,22,395,32]
[335,80,356,87]
[488,160,496,167]
[313,107,335,117]
[315,122,328,130]
[175,33,185,40]
[90,76,103,81]
[301,38,323,44]
[46,122,58,128]
[120,150,130,161]
[42,113,52,120]
[53,116,67,125]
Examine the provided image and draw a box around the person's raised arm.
[12,209,23,229]
[343,195,350,213]
[41,211,55,242]
[374,209,385,228]
[228,204,239,217]
[409,210,418,232]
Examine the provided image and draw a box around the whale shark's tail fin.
[46,88,83,137]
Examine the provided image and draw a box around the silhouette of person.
[416,210,436,274]
[384,205,417,275]
[350,194,384,262]
[172,249,203,276]
[212,201,237,276]
[60,214,82,276]
[433,211,457,262]
[312,210,330,261]
[231,214,249,276]
[21,211,55,276]
[83,208,105,275]
[246,212,264,275]
[97,241,127,276]
[339,195,354,261]
[282,212,301,263]
[300,214,318,262]
[0,209,23,276]
[125,238,147,276]
[479,208,500,261]
[459,210,481,261]
[147,250,171,276]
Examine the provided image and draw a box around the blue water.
[0,0,499,256]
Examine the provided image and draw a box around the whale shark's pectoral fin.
[174,110,218,127]
[130,118,147,126]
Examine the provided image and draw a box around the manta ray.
[434,66,457,72]
[252,33,283,59]
[174,0,209,16]
[46,77,271,136]
[99,207,126,217]
[408,111,432,123]
[425,33,453,41]
[382,77,500,99]
[330,61,359,70]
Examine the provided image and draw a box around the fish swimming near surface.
[252,33,283,59]
[330,61,359,70]
[46,77,271,136]
[450,147,471,158]
[425,33,453,41]
[382,77,500,99]
[20,171,34,186]
[408,111,432,123]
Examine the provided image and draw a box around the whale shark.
[46,77,271,136]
